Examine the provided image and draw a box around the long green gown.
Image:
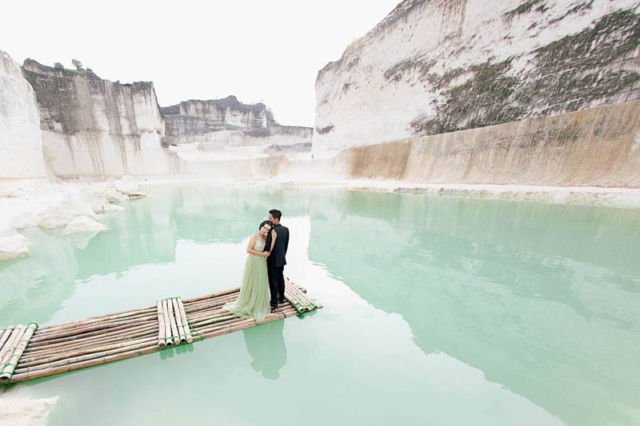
[224,237,271,322]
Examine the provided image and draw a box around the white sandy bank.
[0,177,144,261]
[0,394,58,426]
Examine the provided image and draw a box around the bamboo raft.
[0,278,320,384]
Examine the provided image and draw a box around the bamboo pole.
[286,283,316,311]
[17,336,156,369]
[176,298,193,343]
[0,323,38,383]
[157,300,166,348]
[0,327,14,354]
[161,299,173,346]
[166,299,180,345]
[284,286,309,312]
[14,338,154,374]
[11,345,159,383]
[189,314,238,329]
[284,288,305,312]
[29,316,154,343]
[38,307,156,334]
[183,295,239,314]
[21,323,157,357]
[27,320,154,349]
[171,298,187,343]
[186,309,235,323]
[28,318,157,347]
[183,287,240,303]
[0,325,25,368]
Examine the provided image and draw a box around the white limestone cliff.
[21,60,179,179]
[161,96,312,162]
[314,0,640,151]
[0,51,47,179]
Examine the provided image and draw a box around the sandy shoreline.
[124,175,640,209]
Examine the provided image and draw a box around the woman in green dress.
[224,220,276,322]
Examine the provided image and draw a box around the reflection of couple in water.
[225,209,290,322]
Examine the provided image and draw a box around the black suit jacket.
[266,224,289,267]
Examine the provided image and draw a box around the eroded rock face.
[21,60,179,178]
[161,96,312,151]
[314,0,640,151]
[0,51,47,178]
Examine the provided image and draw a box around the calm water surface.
[1,186,639,425]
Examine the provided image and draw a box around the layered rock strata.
[21,60,178,178]
[161,97,312,156]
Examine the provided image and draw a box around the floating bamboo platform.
[0,278,319,384]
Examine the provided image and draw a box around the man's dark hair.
[269,209,282,220]
[259,220,272,230]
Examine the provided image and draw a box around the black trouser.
[267,264,285,306]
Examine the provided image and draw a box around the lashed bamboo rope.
[2,283,317,384]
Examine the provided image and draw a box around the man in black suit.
[264,209,289,312]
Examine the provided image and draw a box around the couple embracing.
[225,209,289,322]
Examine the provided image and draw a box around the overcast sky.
[1,0,399,127]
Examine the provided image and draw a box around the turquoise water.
[1,186,639,425]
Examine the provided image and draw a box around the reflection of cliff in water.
[0,231,79,324]
[306,191,640,426]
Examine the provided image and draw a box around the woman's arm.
[246,235,269,257]
[269,230,277,253]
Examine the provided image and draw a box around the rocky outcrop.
[161,96,312,154]
[0,51,47,178]
[314,0,640,151]
[21,59,178,178]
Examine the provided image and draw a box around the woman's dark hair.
[259,220,272,230]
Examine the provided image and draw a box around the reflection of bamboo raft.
[1,284,321,385]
